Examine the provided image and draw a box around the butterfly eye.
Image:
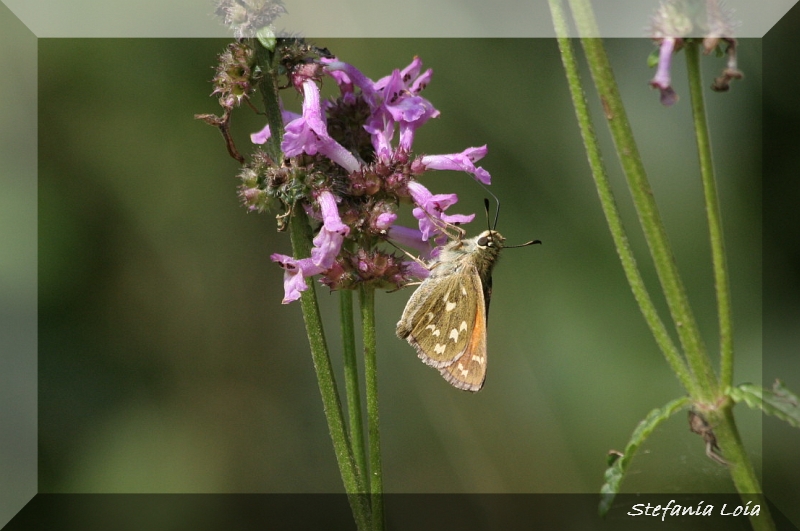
[477,236,489,247]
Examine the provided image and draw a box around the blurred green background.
[24,23,797,529]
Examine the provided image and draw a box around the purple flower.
[650,37,679,106]
[250,109,301,144]
[281,80,360,173]
[387,224,430,255]
[418,145,491,185]
[381,68,437,125]
[322,59,378,101]
[239,54,499,303]
[271,191,351,303]
[310,190,350,269]
[324,57,439,160]
[407,181,475,241]
[396,98,439,153]
[364,116,395,162]
[271,254,325,304]
[385,225,432,280]
[374,211,397,231]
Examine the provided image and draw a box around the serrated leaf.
[599,396,691,516]
[728,380,800,428]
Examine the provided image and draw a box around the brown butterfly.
[396,222,539,391]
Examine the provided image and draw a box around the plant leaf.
[599,396,691,516]
[728,380,800,428]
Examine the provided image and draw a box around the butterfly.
[396,218,539,392]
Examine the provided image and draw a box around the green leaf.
[728,380,800,429]
[599,396,691,516]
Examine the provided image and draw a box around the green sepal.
[646,49,660,69]
[599,396,691,516]
[728,380,800,429]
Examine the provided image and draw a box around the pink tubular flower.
[407,181,475,241]
[321,59,378,104]
[418,146,491,185]
[650,37,678,106]
[374,211,397,231]
[387,224,430,254]
[250,109,301,144]
[397,101,439,153]
[271,254,325,304]
[237,53,500,303]
[281,80,360,173]
[310,190,350,269]
[324,57,439,161]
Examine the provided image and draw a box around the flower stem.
[548,0,697,397]
[684,41,735,389]
[568,0,719,401]
[341,289,369,486]
[359,285,384,531]
[707,403,775,531]
[288,208,371,530]
[254,40,285,162]
[685,41,774,531]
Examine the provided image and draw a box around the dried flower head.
[215,0,286,39]
[649,0,742,105]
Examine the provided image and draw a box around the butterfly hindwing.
[438,283,488,391]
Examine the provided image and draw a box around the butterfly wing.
[396,268,482,370]
[438,279,487,392]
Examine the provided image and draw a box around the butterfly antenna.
[483,198,492,233]
[476,182,501,230]
[506,239,542,249]
[416,202,465,241]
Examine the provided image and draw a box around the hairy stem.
[568,0,719,400]
[685,41,735,389]
[360,285,384,531]
[707,403,775,531]
[548,0,697,396]
[254,40,284,162]
[288,208,371,530]
[341,289,369,487]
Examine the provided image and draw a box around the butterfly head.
[474,229,505,251]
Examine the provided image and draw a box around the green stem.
[707,403,775,531]
[288,208,371,531]
[254,40,284,162]
[341,289,369,487]
[256,41,370,529]
[359,285,384,531]
[685,42,773,531]
[685,42,735,389]
[568,0,719,400]
[548,0,697,396]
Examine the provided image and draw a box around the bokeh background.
[2,6,792,529]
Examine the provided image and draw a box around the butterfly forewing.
[396,268,482,369]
